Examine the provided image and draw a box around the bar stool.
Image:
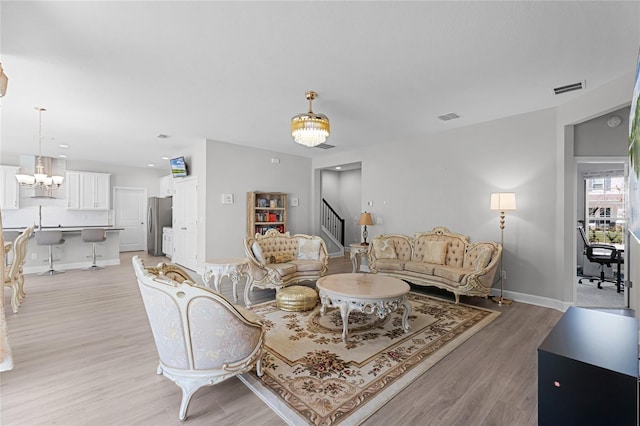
[36,230,65,275]
[82,228,106,271]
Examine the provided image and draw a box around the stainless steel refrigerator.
[147,197,172,256]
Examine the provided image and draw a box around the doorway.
[575,161,628,309]
[114,187,147,252]
[318,162,362,256]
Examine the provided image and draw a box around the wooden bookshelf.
[247,192,288,236]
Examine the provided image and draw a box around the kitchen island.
[4,226,123,274]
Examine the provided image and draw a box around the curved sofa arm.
[293,233,330,275]
[463,243,502,291]
[243,237,268,282]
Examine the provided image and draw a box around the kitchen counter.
[4,226,123,232]
[5,226,124,274]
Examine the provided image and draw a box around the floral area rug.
[238,292,500,426]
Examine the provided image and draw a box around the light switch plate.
[291,197,299,206]
[221,193,233,204]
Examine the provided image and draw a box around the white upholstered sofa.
[368,226,501,303]
[243,229,329,306]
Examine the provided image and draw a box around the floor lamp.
[490,192,516,305]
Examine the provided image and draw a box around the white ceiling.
[1,1,639,170]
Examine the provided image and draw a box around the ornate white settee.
[243,229,329,306]
[368,227,501,303]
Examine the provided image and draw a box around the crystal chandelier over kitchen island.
[15,107,64,190]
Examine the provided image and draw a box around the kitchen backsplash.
[2,196,110,228]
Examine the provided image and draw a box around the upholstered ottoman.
[276,285,318,311]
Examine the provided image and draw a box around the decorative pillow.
[422,240,448,265]
[298,239,321,260]
[373,239,397,259]
[252,242,265,263]
[475,248,492,270]
[270,252,294,264]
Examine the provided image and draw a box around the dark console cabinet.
[538,307,638,425]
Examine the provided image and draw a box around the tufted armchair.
[243,229,329,306]
[132,256,264,421]
[4,227,34,313]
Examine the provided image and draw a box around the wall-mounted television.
[170,156,188,178]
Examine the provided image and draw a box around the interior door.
[173,177,198,271]
[114,187,147,252]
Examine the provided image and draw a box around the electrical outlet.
[31,253,37,260]
[502,270,507,280]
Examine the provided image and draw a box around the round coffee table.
[316,273,411,343]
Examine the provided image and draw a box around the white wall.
[203,140,312,260]
[339,169,363,244]
[321,170,340,208]
[574,106,631,157]
[316,108,558,302]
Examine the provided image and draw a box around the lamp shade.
[490,192,516,211]
[357,212,374,226]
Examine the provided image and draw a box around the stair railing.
[321,199,345,246]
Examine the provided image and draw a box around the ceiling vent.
[437,113,460,121]
[553,81,585,95]
[314,143,335,149]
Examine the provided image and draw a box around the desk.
[202,258,249,303]
[349,243,370,273]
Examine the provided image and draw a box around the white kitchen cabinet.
[159,175,174,197]
[66,171,111,210]
[65,171,81,209]
[0,165,20,210]
[162,227,173,258]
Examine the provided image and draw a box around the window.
[591,178,604,190]
[585,176,626,245]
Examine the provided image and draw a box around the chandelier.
[291,91,330,147]
[15,107,64,189]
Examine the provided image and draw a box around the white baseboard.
[24,259,121,275]
[489,288,572,312]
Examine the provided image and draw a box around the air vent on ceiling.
[553,81,585,95]
[437,113,460,121]
[314,143,335,149]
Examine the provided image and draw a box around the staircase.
[321,199,345,257]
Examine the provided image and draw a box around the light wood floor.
[1,251,562,425]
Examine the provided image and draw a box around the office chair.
[577,226,623,290]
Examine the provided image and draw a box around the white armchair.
[132,256,264,421]
[4,227,34,313]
